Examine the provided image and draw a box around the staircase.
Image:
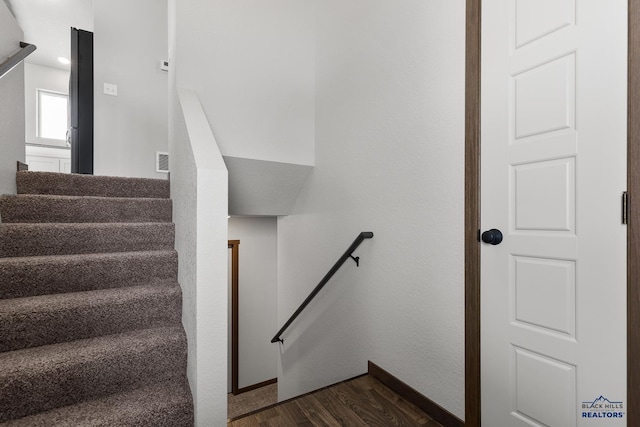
[0,171,194,426]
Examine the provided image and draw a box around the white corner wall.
[171,0,315,166]
[24,63,70,148]
[170,87,228,426]
[277,0,466,420]
[0,2,25,195]
[93,0,168,179]
[225,157,313,216]
[228,217,278,389]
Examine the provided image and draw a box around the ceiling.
[3,0,93,71]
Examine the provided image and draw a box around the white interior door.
[481,1,627,426]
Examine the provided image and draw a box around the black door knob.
[481,229,503,245]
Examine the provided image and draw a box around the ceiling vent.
[156,152,169,173]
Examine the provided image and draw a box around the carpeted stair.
[0,171,194,426]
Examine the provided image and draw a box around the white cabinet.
[60,158,71,173]
[25,155,61,172]
[25,145,71,173]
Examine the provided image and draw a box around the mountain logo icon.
[582,395,623,409]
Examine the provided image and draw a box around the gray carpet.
[0,194,172,223]
[0,171,193,426]
[0,222,175,258]
[16,171,170,198]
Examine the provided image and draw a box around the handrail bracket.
[350,255,360,267]
[0,42,37,81]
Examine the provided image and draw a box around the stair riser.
[0,195,172,223]
[0,286,183,353]
[0,328,187,423]
[0,223,175,258]
[0,380,193,427]
[17,172,170,199]
[0,251,178,299]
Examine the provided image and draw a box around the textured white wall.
[170,87,228,426]
[225,157,313,216]
[0,2,25,194]
[169,88,198,409]
[277,0,466,419]
[171,0,315,166]
[24,63,69,148]
[170,2,311,422]
[93,0,168,179]
[228,217,278,389]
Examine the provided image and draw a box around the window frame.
[35,88,69,147]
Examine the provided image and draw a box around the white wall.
[170,87,228,426]
[0,1,25,194]
[93,0,168,179]
[171,0,315,166]
[228,217,278,389]
[226,157,313,216]
[277,0,466,419]
[24,63,70,148]
[170,0,466,420]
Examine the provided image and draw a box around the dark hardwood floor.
[228,375,444,426]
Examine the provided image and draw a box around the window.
[37,90,68,141]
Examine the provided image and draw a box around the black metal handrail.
[271,231,374,343]
[0,42,37,80]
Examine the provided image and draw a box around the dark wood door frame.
[228,239,277,396]
[627,1,640,422]
[464,1,640,425]
[229,240,240,395]
[464,1,481,424]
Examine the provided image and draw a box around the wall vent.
[156,152,169,173]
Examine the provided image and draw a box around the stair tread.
[0,379,193,427]
[0,194,172,223]
[2,193,169,200]
[0,249,178,298]
[0,222,175,258]
[0,326,187,422]
[0,221,174,229]
[0,282,181,311]
[0,249,178,265]
[0,284,182,352]
[16,171,170,199]
[0,325,185,374]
